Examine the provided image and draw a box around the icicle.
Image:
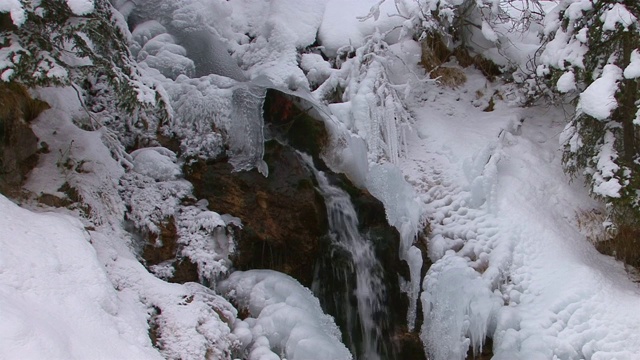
[228,84,268,176]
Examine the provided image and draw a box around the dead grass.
[596,225,640,271]
[430,67,467,88]
[0,82,50,123]
[576,209,640,276]
[575,209,610,244]
[419,34,450,72]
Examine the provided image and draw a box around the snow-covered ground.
[3,0,640,359]
[402,70,640,359]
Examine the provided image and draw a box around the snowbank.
[0,195,162,359]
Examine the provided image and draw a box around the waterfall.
[305,159,390,360]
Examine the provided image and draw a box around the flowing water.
[308,163,390,360]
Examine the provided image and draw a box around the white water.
[310,166,387,360]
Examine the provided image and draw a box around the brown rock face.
[0,83,49,196]
[187,141,328,286]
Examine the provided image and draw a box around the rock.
[186,141,328,287]
[0,83,49,196]
[139,216,200,284]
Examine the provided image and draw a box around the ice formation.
[219,270,352,360]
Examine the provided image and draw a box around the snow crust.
[220,270,352,360]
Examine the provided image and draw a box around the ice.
[421,255,502,360]
[577,64,622,121]
[219,270,352,360]
[228,84,268,176]
[330,32,413,165]
[366,162,423,329]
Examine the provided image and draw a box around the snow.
[131,20,168,48]
[300,53,332,86]
[0,0,25,26]
[220,270,352,360]
[600,3,637,32]
[5,1,640,359]
[402,69,640,359]
[227,0,327,49]
[557,70,577,93]
[0,195,162,359]
[131,148,181,182]
[66,0,95,15]
[577,64,622,121]
[481,20,499,43]
[624,49,640,79]
[19,85,239,360]
[318,0,406,57]
[591,130,622,198]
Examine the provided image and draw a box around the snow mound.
[131,147,181,182]
[220,270,352,360]
[0,195,162,359]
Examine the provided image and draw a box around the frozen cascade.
[306,160,389,360]
[228,83,268,176]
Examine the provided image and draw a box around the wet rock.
[186,141,328,287]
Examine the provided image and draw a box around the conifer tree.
[0,0,168,148]
[539,0,640,226]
